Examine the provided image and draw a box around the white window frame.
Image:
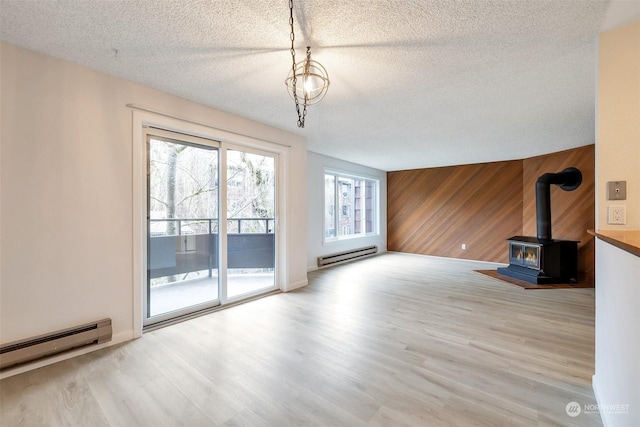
[323,169,379,242]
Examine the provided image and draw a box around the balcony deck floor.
[150,272,274,316]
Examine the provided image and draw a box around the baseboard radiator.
[317,245,378,268]
[0,318,112,370]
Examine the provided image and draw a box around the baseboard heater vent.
[0,318,112,370]
[317,245,378,268]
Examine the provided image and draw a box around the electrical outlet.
[607,205,626,225]
[461,243,466,250]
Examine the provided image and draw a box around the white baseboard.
[307,251,505,273]
[285,278,308,292]
[0,330,135,379]
[592,374,612,427]
[394,251,506,266]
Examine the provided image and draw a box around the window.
[324,171,378,239]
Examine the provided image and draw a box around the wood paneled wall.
[522,145,595,284]
[387,161,523,263]
[388,145,595,282]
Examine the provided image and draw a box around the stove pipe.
[536,167,582,242]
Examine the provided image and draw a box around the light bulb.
[304,75,314,95]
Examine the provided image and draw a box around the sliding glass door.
[226,149,276,299]
[146,133,220,321]
[144,130,278,325]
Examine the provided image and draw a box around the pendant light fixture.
[285,0,330,128]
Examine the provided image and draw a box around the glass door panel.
[226,149,276,299]
[146,135,219,321]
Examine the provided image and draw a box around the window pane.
[354,179,363,235]
[324,174,336,238]
[147,137,219,318]
[226,149,276,299]
[325,172,378,240]
[338,177,355,237]
[365,179,375,233]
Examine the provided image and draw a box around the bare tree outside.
[148,139,218,236]
[227,150,275,233]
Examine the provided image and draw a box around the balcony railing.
[148,218,275,279]
[150,217,274,236]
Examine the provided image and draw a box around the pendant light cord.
[289,0,307,128]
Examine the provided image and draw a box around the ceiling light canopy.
[285,0,329,128]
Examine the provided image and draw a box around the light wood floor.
[1,253,601,426]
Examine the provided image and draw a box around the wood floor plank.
[1,253,601,426]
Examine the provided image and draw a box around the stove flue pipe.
[536,167,582,242]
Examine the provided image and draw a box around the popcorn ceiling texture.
[0,0,609,171]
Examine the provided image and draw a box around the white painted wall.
[596,22,640,230]
[592,240,640,427]
[0,42,308,368]
[306,151,387,270]
[592,16,640,427]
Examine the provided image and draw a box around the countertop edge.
[588,229,640,258]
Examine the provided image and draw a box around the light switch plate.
[607,181,627,200]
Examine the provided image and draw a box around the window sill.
[324,233,379,244]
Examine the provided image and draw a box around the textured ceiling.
[0,0,610,171]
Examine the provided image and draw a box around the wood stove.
[498,236,578,283]
[497,167,582,284]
